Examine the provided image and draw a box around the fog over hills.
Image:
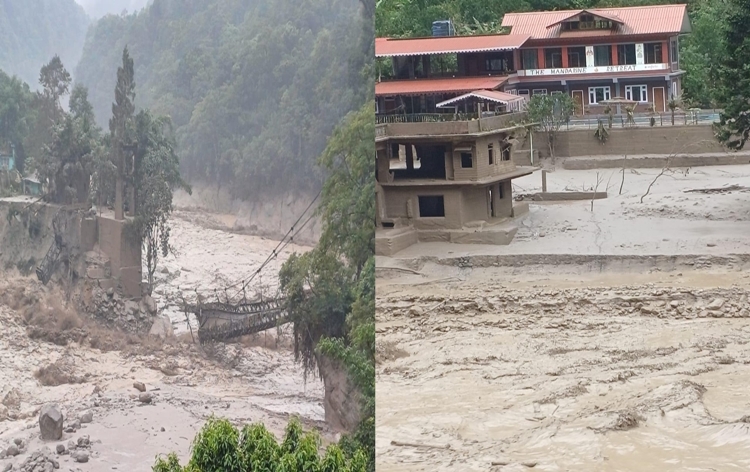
[74,0,150,18]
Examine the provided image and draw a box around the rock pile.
[87,287,155,333]
[16,448,59,472]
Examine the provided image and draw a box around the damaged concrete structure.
[375,114,536,256]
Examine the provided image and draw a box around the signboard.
[518,63,667,77]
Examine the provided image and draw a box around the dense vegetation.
[153,417,367,472]
[75,0,370,198]
[0,0,89,89]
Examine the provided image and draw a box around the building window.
[508,89,518,95]
[418,196,445,218]
[518,89,530,97]
[670,38,679,64]
[567,46,586,67]
[551,91,563,95]
[588,86,611,105]
[625,85,648,103]
[488,143,494,165]
[672,81,678,98]
[502,145,511,161]
[617,44,637,65]
[460,152,473,168]
[486,56,509,72]
[544,48,563,68]
[593,45,611,66]
[521,49,538,70]
[532,89,547,95]
[645,43,662,64]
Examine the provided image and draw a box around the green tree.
[39,55,72,117]
[153,417,367,472]
[279,102,375,471]
[680,0,728,108]
[714,0,750,149]
[0,70,35,173]
[109,47,136,219]
[525,93,575,159]
[31,83,100,204]
[130,111,191,294]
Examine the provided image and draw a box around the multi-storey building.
[375,4,690,118]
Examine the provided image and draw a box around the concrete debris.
[133,382,146,392]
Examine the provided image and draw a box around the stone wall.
[518,125,725,159]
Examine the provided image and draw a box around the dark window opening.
[382,221,395,228]
[594,45,611,67]
[521,49,538,70]
[617,44,636,65]
[567,46,586,67]
[485,53,513,72]
[488,144,494,165]
[502,145,511,161]
[670,39,678,64]
[418,196,445,218]
[489,188,495,217]
[545,48,563,69]
[498,183,504,199]
[645,43,662,64]
[392,145,447,180]
[461,152,473,168]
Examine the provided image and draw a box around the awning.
[376,76,508,96]
[436,90,525,108]
[375,34,530,58]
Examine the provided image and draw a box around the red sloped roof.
[375,34,530,57]
[376,77,508,96]
[502,4,690,40]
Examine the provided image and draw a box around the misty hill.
[0,0,89,88]
[75,0,150,19]
[75,0,368,199]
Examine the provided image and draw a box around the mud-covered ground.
[376,264,750,472]
[0,211,326,472]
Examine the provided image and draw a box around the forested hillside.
[75,0,150,18]
[0,0,89,88]
[75,0,369,198]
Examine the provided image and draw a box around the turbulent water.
[376,264,750,472]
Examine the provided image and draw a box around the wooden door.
[572,90,584,115]
[653,87,665,113]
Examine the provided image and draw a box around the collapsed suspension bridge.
[182,189,321,344]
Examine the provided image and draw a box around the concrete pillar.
[542,170,547,192]
[115,177,124,221]
[406,145,414,170]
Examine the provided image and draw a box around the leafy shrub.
[153,417,367,472]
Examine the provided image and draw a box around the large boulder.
[39,404,64,440]
[148,316,174,340]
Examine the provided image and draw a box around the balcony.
[376,112,527,141]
